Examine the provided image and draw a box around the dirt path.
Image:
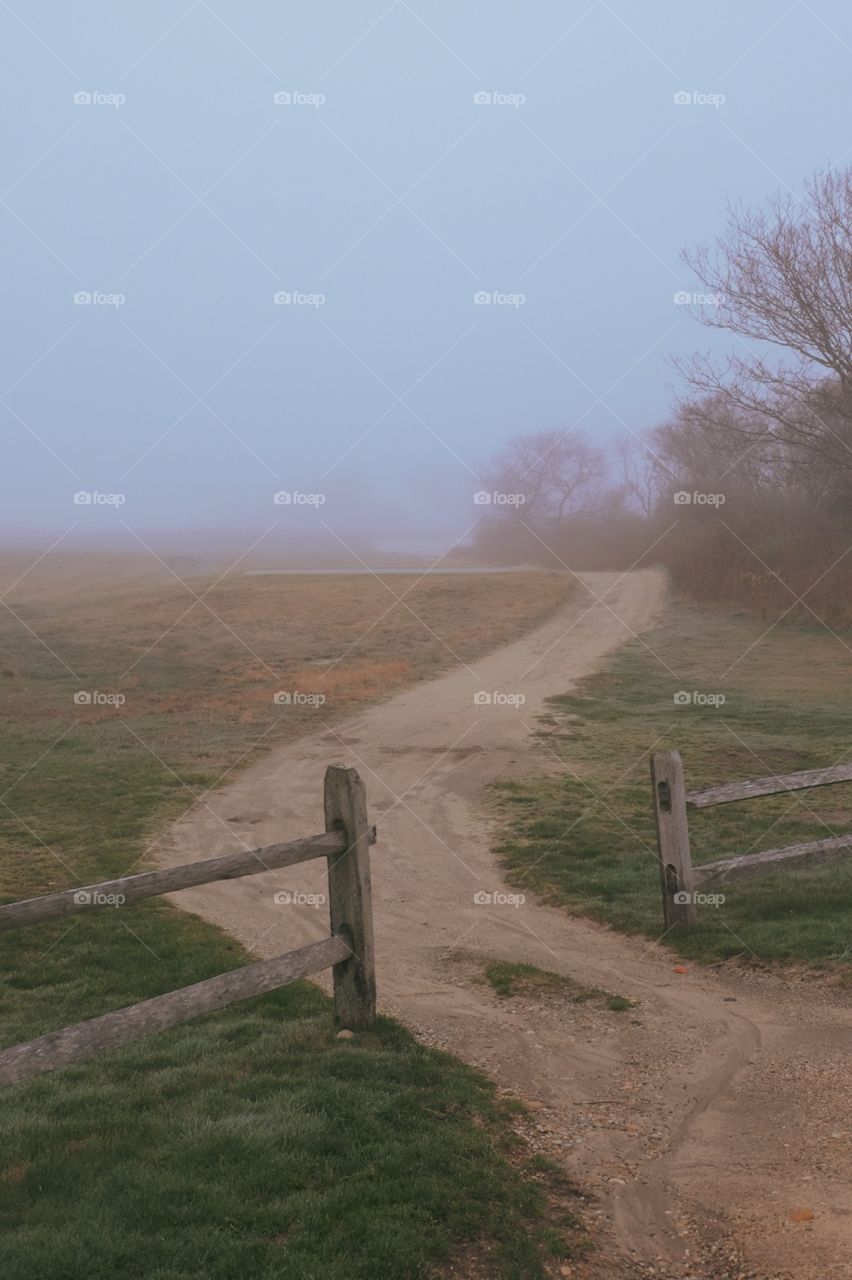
[158,571,852,1280]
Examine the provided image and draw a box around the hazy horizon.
[5,1,852,560]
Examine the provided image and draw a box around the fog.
[4,0,852,560]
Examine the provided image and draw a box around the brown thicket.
[473,169,852,625]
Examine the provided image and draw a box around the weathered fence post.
[651,749,696,927]
[324,764,376,1029]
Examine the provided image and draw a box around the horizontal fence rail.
[0,936,350,1088]
[692,833,852,886]
[686,762,852,809]
[0,826,376,934]
[652,749,852,926]
[0,764,377,1088]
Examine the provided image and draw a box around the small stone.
[336,1029,355,1040]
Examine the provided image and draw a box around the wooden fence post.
[651,749,696,927]
[324,764,376,1030]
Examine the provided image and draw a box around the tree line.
[474,168,852,624]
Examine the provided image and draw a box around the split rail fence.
[651,750,852,926]
[0,763,376,1088]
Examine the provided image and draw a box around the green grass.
[484,961,576,999]
[0,993,583,1279]
[0,564,585,1279]
[493,596,852,966]
[482,961,632,1011]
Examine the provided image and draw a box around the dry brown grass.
[0,552,571,772]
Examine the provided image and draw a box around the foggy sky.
[3,0,852,552]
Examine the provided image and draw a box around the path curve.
[158,571,852,1280]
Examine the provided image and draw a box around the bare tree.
[615,435,670,518]
[678,168,852,473]
[482,430,606,528]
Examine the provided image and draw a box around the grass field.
[0,555,584,1279]
[0,555,568,903]
[493,593,852,967]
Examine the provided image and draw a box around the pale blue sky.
[3,0,852,548]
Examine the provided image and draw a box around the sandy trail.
[159,571,852,1279]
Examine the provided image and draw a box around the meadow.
[0,554,584,1280]
[493,592,852,967]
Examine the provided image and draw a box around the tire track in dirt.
[158,571,852,1279]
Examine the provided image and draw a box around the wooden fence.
[0,764,376,1088]
[651,750,852,926]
